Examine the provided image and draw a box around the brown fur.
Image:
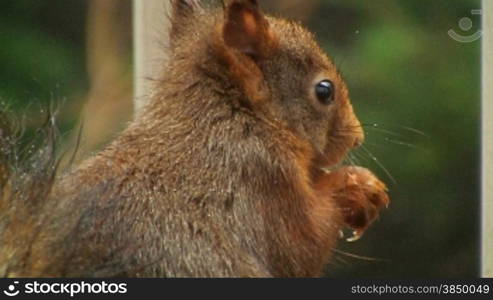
[0,0,389,277]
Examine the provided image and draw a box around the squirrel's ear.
[171,0,201,17]
[170,0,201,40]
[222,0,277,59]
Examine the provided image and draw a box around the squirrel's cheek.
[322,140,353,168]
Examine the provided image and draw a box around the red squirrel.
[0,0,389,277]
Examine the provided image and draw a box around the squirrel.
[0,0,389,277]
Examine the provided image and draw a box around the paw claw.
[346,230,363,242]
[330,167,390,240]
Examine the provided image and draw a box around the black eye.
[315,80,335,105]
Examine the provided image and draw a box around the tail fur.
[0,108,59,277]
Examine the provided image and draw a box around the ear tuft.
[223,0,277,59]
[170,0,202,41]
[171,0,201,17]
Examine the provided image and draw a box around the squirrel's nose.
[352,128,365,149]
[353,136,364,148]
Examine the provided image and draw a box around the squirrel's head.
[169,0,364,168]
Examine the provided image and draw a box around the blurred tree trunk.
[63,0,133,166]
[83,0,133,152]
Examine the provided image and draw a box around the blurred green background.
[0,0,88,116]
[0,0,481,277]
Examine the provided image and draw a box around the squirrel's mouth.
[323,160,345,172]
[318,145,354,172]
[320,131,363,171]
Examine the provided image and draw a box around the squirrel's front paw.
[319,166,390,241]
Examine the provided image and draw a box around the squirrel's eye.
[315,80,335,105]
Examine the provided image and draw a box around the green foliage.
[0,0,88,110]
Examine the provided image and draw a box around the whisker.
[350,150,372,165]
[346,152,360,166]
[331,256,350,266]
[67,122,84,168]
[365,126,405,139]
[345,156,356,166]
[359,141,386,150]
[398,125,430,138]
[362,122,429,139]
[361,123,428,152]
[332,128,363,135]
[332,248,390,262]
[361,145,397,185]
[383,138,427,151]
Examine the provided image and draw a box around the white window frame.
[482,0,492,278]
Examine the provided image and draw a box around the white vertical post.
[482,0,493,278]
[133,0,170,114]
